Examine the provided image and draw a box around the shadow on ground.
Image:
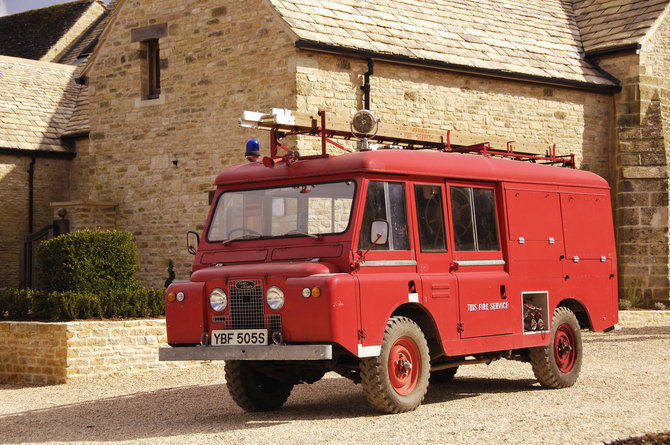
[0,374,540,443]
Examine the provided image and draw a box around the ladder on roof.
[240,108,575,168]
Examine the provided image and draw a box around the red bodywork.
[165,149,618,360]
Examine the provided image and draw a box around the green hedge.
[0,287,165,321]
[36,229,141,294]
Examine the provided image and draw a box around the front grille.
[230,279,265,329]
[211,279,282,335]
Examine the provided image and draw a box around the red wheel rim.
[554,324,576,373]
[388,337,420,395]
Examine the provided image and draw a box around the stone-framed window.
[146,39,161,99]
[131,23,167,102]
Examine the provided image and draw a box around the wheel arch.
[391,303,444,360]
[556,298,592,330]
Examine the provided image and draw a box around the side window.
[358,181,410,251]
[414,185,447,252]
[450,186,500,251]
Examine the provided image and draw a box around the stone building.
[2,0,670,306]
[0,0,114,289]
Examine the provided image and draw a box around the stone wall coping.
[617,310,670,324]
[50,201,119,208]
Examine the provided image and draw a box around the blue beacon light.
[245,139,261,162]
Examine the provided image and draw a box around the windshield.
[207,181,356,242]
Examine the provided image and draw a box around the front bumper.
[159,344,333,361]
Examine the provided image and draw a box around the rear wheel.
[529,307,582,388]
[225,360,294,412]
[360,316,430,413]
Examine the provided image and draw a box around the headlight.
[266,286,285,310]
[209,288,227,312]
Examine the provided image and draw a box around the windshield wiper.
[283,230,323,240]
[222,234,262,246]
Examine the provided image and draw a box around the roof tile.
[267,0,619,85]
[0,56,80,152]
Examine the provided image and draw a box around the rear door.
[448,183,512,339]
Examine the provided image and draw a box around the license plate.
[211,329,268,346]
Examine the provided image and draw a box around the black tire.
[529,307,582,389]
[360,316,430,414]
[430,366,458,384]
[225,360,294,412]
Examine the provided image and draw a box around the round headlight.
[266,286,285,311]
[209,288,227,312]
[302,287,311,298]
[176,292,185,302]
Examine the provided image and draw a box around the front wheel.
[225,360,294,412]
[360,316,430,413]
[529,307,583,388]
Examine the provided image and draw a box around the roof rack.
[240,109,575,168]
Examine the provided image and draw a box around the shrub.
[0,288,35,318]
[622,281,645,309]
[618,299,632,310]
[654,302,668,311]
[36,230,141,294]
[0,287,165,321]
[164,259,175,288]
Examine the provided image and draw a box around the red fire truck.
[160,109,618,414]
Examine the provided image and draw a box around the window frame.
[447,181,503,260]
[357,180,411,252]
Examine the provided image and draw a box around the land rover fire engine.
[160,109,618,414]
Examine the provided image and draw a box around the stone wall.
[50,201,117,231]
[0,156,70,289]
[0,319,200,385]
[83,0,298,287]
[595,12,670,306]
[294,52,613,180]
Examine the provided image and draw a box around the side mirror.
[187,231,200,255]
[370,220,389,245]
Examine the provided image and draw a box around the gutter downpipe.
[28,154,36,233]
[361,58,374,110]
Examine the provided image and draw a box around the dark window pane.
[388,182,410,250]
[415,185,447,252]
[473,188,500,251]
[358,181,388,251]
[451,186,476,251]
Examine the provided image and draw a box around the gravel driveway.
[1,322,668,445]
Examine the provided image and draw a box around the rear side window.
[450,186,500,251]
[358,181,410,251]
